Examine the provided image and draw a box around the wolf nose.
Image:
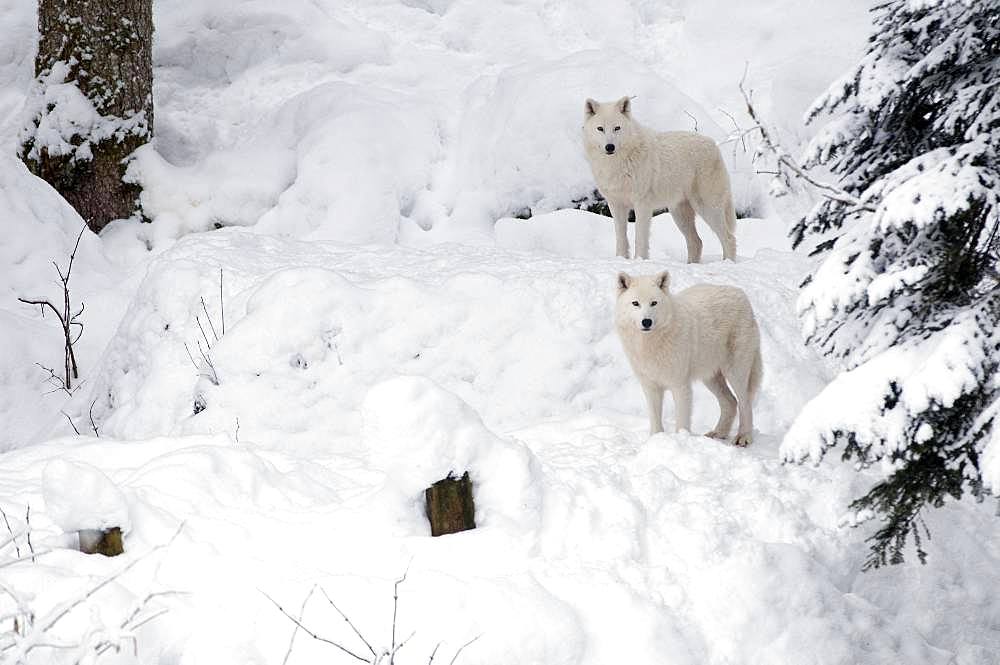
[605,144,615,154]
[641,318,652,329]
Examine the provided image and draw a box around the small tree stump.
[425,472,475,537]
[78,527,123,556]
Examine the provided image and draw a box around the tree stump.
[425,472,475,537]
[78,527,123,556]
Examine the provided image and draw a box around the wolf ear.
[617,272,631,293]
[655,270,670,292]
[617,96,632,115]
[585,98,598,118]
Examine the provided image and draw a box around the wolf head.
[583,96,637,157]
[616,271,672,333]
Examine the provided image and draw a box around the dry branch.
[16,228,87,391]
[737,64,875,212]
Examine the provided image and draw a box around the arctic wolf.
[583,97,738,262]
[615,271,762,446]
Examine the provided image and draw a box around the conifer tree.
[782,0,1000,568]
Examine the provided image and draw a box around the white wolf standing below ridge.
[582,96,738,262]
[615,271,762,446]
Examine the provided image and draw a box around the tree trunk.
[20,0,153,234]
[425,472,476,537]
[78,527,124,556]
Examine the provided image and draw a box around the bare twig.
[683,109,699,132]
[390,562,411,664]
[24,506,34,564]
[93,590,185,657]
[388,630,415,663]
[62,412,81,435]
[0,509,20,559]
[449,635,481,665]
[3,524,185,662]
[427,642,442,664]
[37,523,185,636]
[0,548,53,571]
[319,587,377,659]
[715,106,760,156]
[389,565,410,665]
[260,590,368,663]
[738,63,876,212]
[16,227,87,391]
[195,315,213,351]
[219,268,225,336]
[282,586,318,665]
[200,298,219,342]
[89,399,100,437]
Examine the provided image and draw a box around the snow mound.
[81,229,826,449]
[42,459,130,532]
[363,376,540,531]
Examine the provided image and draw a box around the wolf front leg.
[633,204,654,260]
[639,378,664,434]
[671,383,693,433]
[606,199,631,258]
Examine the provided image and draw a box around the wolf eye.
[614,126,621,131]
[631,301,639,307]
[651,301,658,306]
[597,126,604,132]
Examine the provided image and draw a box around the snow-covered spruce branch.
[0,523,185,663]
[737,68,876,214]
[263,569,480,665]
[16,227,87,393]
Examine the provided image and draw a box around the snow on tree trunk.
[19,0,153,234]
[781,0,1000,569]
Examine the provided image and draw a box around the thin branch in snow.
[24,506,34,564]
[200,297,218,342]
[448,635,481,665]
[683,109,699,132]
[16,227,86,391]
[260,590,369,663]
[62,411,81,435]
[89,399,100,437]
[737,63,876,212]
[281,585,318,665]
[219,268,225,336]
[319,587,377,659]
[0,509,20,559]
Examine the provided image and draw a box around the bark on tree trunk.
[78,527,124,556]
[20,0,153,234]
[425,472,476,537]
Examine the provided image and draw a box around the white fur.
[615,271,762,445]
[583,97,738,262]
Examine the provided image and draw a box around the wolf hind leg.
[693,199,736,261]
[671,200,702,264]
[724,354,755,447]
[702,371,737,439]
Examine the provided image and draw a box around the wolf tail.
[724,196,737,235]
[748,346,763,403]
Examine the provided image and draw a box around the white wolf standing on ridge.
[583,96,738,262]
[615,271,762,446]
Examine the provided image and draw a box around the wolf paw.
[704,429,729,440]
[733,433,752,447]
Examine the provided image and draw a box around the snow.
[42,459,130,533]
[2,0,1000,664]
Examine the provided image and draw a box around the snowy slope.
[4,0,1000,664]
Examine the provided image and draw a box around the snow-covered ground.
[3,1,1000,664]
